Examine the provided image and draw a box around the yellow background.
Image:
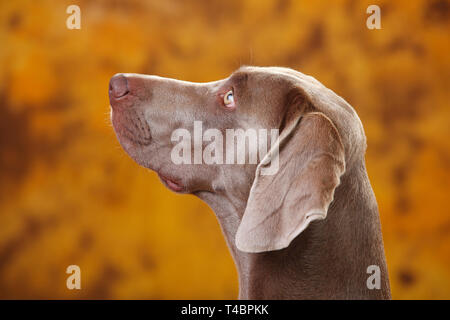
[0,0,449,299]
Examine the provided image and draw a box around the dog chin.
[114,140,187,193]
[113,130,149,167]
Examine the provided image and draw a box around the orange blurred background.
[0,0,449,299]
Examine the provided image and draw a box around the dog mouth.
[158,173,184,192]
[111,109,152,147]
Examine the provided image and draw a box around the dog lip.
[158,173,184,192]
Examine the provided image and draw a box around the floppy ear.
[235,110,346,253]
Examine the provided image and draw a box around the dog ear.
[235,107,346,253]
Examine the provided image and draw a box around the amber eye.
[223,90,235,108]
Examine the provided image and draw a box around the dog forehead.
[236,66,297,79]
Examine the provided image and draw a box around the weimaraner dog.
[109,66,391,299]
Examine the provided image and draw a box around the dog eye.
[223,90,235,107]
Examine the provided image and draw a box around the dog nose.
[109,74,129,99]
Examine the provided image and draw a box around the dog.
[109,66,391,299]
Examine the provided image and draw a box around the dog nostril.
[109,74,129,98]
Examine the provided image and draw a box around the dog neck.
[196,165,391,299]
[198,190,318,299]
